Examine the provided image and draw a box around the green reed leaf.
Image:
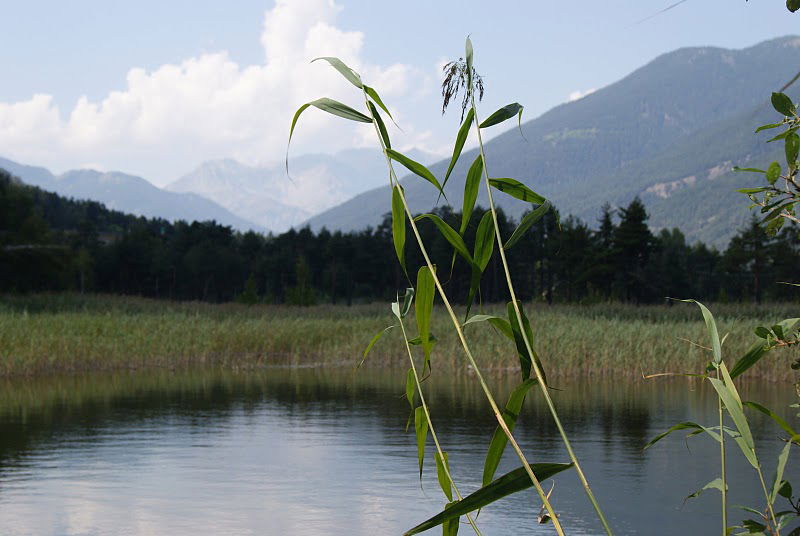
[416,266,436,368]
[504,201,551,250]
[414,406,428,479]
[400,287,415,318]
[442,503,460,536]
[407,333,438,346]
[483,378,538,486]
[364,85,396,123]
[676,299,722,365]
[404,463,573,535]
[465,36,473,76]
[479,103,524,131]
[386,149,446,199]
[473,211,495,272]
[771,440,793,504]
[311,57,363,88]
[444,109,475,190]
[737,187,769,194]
[406,368,416,410]
[733,166,767,173]
[415,214,475,267]
[708,376,756,467]
[644,421,723,449]
[488,178,546,204]
[460,155,484,235]
[743,401,798,439]
[771,92,797,117]
[369,101,391,149]
[462,314,514,340]
[729,318,800,378]
[507,301,545,383]
[684,478,725,502]
[359,325,395,367]
[392,185,406,275]
[435,451,453,502]
[288,98,372,171]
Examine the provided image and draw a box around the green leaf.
[504,201,551,250]
[391,185,406,274]
[479,103,524,131]
[644,421,722,449]
[416,266,436,368]
[754,326,771,339]
[462,314,515,340]
[406,368,416,410]
[400,287,415,318]
[414,406,428,479]
[359,325,395,368]
[311,57,362,88]
[442,503,460,536]
[460,155,483,235]
[771,440,792,504]
[287,98,372,170]
[465,36,473,73]
[730,318,799,378]
[444,109,474,190]
[364,85,395,123]
[684,477,725,502]
[386,149,446,199]
[789,0,800,12]
[737,187,769,194]
[435,451,453,501]
[708,377,756,468]
[415,214,475,267]
[404,463,573,535]
[677,299,721,364]
[465,211,495,318]
[473,211,495,271]
[733,167,766,174]
[779,480,793,499]
[786,132,799,166]
[488,177,546,204]
[743,401,798,439]
[772,92,797,117]
[507,302,546,382]
[483,378,538,486]
[756,123,785,133]
[369,101,391,149]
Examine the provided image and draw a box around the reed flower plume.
[441,58,484,121]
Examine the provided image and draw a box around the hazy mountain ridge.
[306,36,800,247]
[168,148,440,233]
[0,157,264,232]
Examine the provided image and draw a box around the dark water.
[0,369,797,535]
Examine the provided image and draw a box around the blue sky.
[1,0,797,185]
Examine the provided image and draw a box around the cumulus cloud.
[0,0,430,186]
[567,88,597,102]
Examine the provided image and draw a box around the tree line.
[1,168,798,305]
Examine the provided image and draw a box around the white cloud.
[0,0,431,186]
[567,88,597,102]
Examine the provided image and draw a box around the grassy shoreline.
[1,293,797,379]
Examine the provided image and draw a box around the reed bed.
[0,293,796,379]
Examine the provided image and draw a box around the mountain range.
[2,36,797,246]
[305,36,800,247]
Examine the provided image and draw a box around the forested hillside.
[2,167,797,304]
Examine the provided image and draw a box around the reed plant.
[288,38,616,534]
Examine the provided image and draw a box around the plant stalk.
[469,91,614,535]
[397,312,482,535]
[717,368,728,536]
[756,464,780,534]
[362,89,565,535]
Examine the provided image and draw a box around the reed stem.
[717,368,728,536]
[362,88,565,535]
[396,312,482,535]
[469,90,613,535]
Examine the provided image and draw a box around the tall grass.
[0,293,796,379]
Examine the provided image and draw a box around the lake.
[0,368,796,535]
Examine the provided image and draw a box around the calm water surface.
[0,369,797,535]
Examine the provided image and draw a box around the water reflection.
[0,369,797,535]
